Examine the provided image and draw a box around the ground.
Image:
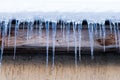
[0,53,120,80]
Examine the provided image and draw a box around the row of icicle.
[0,19,119,67]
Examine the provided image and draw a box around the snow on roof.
[0,12,120,23]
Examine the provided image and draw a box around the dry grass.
[96,34,117,46]
[0,53,120,80]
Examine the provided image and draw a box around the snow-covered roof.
[0,12,120,23]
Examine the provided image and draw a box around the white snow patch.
[0,12,120,23]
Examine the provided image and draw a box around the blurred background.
[0,0,120,12]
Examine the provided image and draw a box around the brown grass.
[96,34,117,46]
[0,54,120,80]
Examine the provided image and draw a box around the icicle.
[117,23,120,50]
[73,22,77,66]
[113,23,118,48]
[102,24,106,52]
[0,22,1,34]
[117,23,120,51]
[78,24,82,61]
[8,20,12,46]
[46,21,49,68]
[60,21,63,32]
[99,24,102,38]
[38,20,42,41]
[4,22,8,45]
[52,22,57,68]
[13,20,20,59]
[66,23,70,51]
[26,21,33,41]
[0,23,1,42]
[62,22,65,40]
[110,21,113,34]
[35,20,38,34]
[94,23,98,37]
[22,22,25,31]
[26,22,30,41]
[0,21,8,64]
[29,22,34,39]
[88,23,94,59]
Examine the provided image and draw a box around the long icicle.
[26,22,30,41]
[113,23,118,48]
[73,22,77,66]
[88,23,94,59]
[102,24,106,52]
[0,21,8,65]
[60,20,63,32]
[110,20,113,34]
[94,23,98,38]
[35,20,38,35]
[0,22,1,35]
[13,20,20,59]
[78,23,82,61]
[29,22,34,39]
[22,21,25,31]
[66,23,70,51]
[38,20,42,41]
[116,23,120,50]
[62,21,65,40]
[52,22,57,68]
[46,21,49,68]
[99,24,102,38]
[8,20,12,46]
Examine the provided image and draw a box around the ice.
[0,23,1,35]
[93,23,98,37]
[35,21,38,34]
[26,22,30,41]
[0,12,119,65]
[73,22,77,66]
[99,24,102,38]
[26,21,33,41]
[52,22,57,68]
[22,22,25,31]
[102,24,106,52]
[78,23,82,61]
[116,23,120,50]
[0,12,120,23]
[113,23,118,48]
[110,20,113,33]
[88,23,94,59]
[45,21,49,68]
[60,21,63,32]
[0,21,8,64]
[8,20,12,46]
[62,21,65,40]
[29,22,34,39]
[38,20,43,41]
[13,20,20,59]
[66,23,70,51]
